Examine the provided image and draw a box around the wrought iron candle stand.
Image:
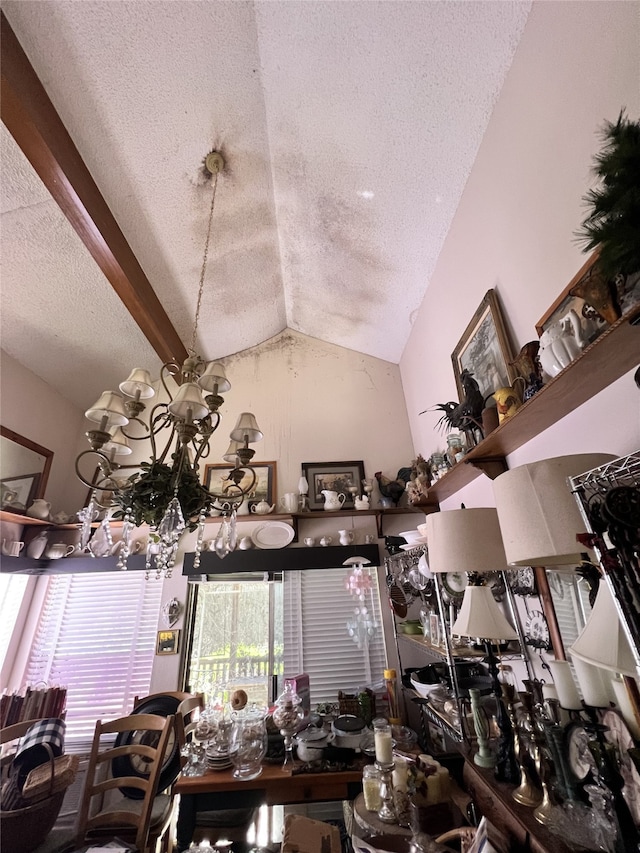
[376,760,397,823]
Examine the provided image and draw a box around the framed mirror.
[0,426,53,511]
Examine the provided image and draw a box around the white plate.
[251,521,295,549]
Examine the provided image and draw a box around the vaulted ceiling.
[1,1,532,411]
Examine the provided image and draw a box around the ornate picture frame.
[451,289,516,402]
[203,461,276,507]
[301,460,365,511]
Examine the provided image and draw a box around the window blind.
[283,568,387,704]
[23,573,162,746]
[0,574,30,677]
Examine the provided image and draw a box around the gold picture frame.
[451,289,516,401]
[156,629,180,655]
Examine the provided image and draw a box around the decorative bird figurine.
[423,370,485,446]
[375,470,410,507]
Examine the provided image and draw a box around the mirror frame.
[0,425,53,505]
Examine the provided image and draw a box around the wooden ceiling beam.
[0,11,188,367]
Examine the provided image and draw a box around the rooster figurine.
[423,370,485,447]
[375,468,412,507]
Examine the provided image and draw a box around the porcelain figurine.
[321,490,346,511]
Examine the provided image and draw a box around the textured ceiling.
[1,1,531,411]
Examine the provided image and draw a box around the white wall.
[145,329,416,690]
[1,349,88,513]
[401,1,640,483]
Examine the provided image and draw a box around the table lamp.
[570,580,639,721]
[426,508,520,782]
[492,453,615,567]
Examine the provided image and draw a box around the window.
[187,575,283,707]
[0,574,31,684]
[22,573,162,748]
[186,566,387,707]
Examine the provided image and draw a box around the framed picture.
[0,473,40,511]
[84,464,142,509]
[156,629,180,655]
[535,251,640,345]
[451,289,516,401]
[301,460,365,511]
[203,461,276,507]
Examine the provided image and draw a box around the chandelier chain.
[189,167,220,357]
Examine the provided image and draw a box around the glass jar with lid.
[362,763,382,811]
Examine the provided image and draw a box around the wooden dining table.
[173,763,364,850]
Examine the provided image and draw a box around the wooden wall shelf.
[427,309,639,501]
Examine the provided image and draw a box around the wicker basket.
[0,789,65,853]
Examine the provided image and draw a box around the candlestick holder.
[376,760,397,823]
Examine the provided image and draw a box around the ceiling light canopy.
[75,152,263,578]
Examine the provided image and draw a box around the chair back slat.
[75,713,174,853]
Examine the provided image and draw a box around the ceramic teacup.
[304,537,316,547]
[45,543,76,559]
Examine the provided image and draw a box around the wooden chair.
[175,694,205,762]
[133,691,196,709]
[73,713,175,853]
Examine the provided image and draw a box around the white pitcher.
[321,490,346,511]
[26,499,51,520]
[539,309,587,378]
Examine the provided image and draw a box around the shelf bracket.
[464,456,508,480]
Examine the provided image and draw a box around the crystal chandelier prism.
[75,152,263,578]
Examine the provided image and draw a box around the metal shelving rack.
[570,450,640,672]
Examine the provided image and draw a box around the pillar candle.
[374,727,393,765]
[392,757,408,792]
[572,658,610,708]
[425,774,441,804]
[548,660,582,709]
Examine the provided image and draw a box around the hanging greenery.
[576,109,640,279]
[113,459,212,530]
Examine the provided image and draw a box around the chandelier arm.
[75,449,115,490]
[120,416,150,441]
[160,361,182,398]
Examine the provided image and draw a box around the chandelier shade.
[84,391,129,426]
[198,361,231,394]
[102,427,132,457]
[231,412,264,444]
[166,381,209,421]
[119,368,155,400]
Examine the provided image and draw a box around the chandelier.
[75,152,263,578]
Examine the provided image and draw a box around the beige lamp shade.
[451,585,518,641]
[493,453,615,566]
[569,581,637,676]
[198,361,231,394]
[102,427,132,457]
[119,368,155,400]
[167,382,209,421]
[85,391,129,427]
[222,440,243,464]
[425,508,509,574]
[230,412,263,444]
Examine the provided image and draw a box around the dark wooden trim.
[534,566,565,660]
[183,543,382,575]
[0,11,187,367]
[0,425,53,500]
